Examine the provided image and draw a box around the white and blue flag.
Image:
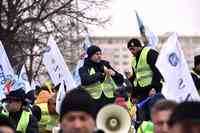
[43,36,76,113]
[156,33,200,102]
[135,11,159,49]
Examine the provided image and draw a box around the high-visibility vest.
[1,110,30,133]
[16,111,30,133]
[84,68,117,99]
[37,103,58,132]
[127,97,136,119]
[137,121,154,133]
[131,56,137,70]
[192,70,200,78]
[133,47,153,87]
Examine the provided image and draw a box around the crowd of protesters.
[0,37,200,133]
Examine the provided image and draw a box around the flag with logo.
[135,11,159,49]
[43,36,76,113]
[0,41,14,99]
[73,30,93,86]
[19,65,32,93]
[156,33,200,102]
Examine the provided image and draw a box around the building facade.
[92,36,200,75]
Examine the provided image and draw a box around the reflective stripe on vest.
[127,97,136,119]
[137,121,154,133]
[131,56,137,70]
[16,111,30,133]
[84,68,117,99]
[192,70,200,78]
[1,110,9,116]
[134,47,153,87]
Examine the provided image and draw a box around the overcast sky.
[89,0,200,37]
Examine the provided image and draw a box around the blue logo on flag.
[168,53,179,67]
[44,46,51,53]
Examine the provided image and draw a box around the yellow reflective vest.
[1,110,30,133]
[137,121,154,133]
[84,68,117,99]
[132,47,153,87]
[16,111,30,133]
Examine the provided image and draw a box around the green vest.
[137,121,154,133]
[1,110,30,133]
[16,111,30,133]
[133,47,153,87]
[37,103,58,132]
[131,56,137,70]
[84,68,117,99]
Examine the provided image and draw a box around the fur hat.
[60,87,96,121]
[87,45,101,58]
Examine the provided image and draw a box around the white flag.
[0,41,14,99]
[43,36,76,113]
[19,65,32,93]
[135,11,159,49]
[156,33,200,102]
[73,32,93,86]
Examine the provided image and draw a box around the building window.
[113,61,119,65]
[113,55,120,58]
[123,54,129,58]
[123,62,129,65]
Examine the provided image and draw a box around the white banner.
[19,65,32,93]
[135,11,158,49]
[73,32,93,86]
[0,41,14,99]
[43,36,76,113]
[156,33,200,102]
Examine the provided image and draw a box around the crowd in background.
[0,37,200,133]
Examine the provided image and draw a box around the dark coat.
[191,71,200,91]
[79,58,124,87]
[129,48,163,100]
[9,109,39,133]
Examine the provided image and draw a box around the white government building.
[91,36,200,74]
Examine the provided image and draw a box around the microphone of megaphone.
[96,104,131,133]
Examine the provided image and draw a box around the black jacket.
[129,48,163,99]
[9,109,39,133]
[191,70,200,91]
[79,58,124,87]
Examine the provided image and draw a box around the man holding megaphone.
[79,45,124,111]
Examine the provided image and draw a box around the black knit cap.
[127,38,142,48]
[5,88,26,101]
[87,45,101,58]
[194,55,200,67]
[60,87,96,121]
